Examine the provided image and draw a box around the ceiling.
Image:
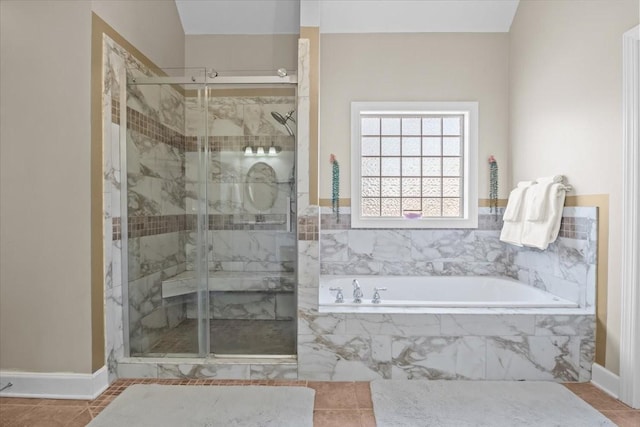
[175,0,520,35]
[175,0,301,35]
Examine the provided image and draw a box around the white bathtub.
[319,275,580,313]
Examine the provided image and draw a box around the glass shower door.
[206,86,297,356]
[124,72,210,357]
[124,69,297,358]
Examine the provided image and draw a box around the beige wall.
[509,0,639,374]
[185,34,298,71]
[319,33,510,202]
[92,0,185,70]
[0,0,94,373]
[0,0,185,374]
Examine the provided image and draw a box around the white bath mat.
[371,380,615,427]
[88,384,315,427]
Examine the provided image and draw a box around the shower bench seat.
[161,270,295,299]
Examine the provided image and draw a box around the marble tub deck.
[1,380,638,427]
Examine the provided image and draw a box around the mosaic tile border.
[558,216,591,240]
[113,211,584,241]
[112,98,186,150]
[113,214,291,240]
[113,99,295,154]
[113,215,187,240]
[320,208,590,240]
[298,215,319,241]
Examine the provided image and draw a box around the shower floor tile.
[144,319,296,356]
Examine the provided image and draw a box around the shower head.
[271,110,296,124]
[271,111,296,136]
[271,111,287,125]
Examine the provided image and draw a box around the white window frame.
[350,101,478,229]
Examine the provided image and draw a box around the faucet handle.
[372,287,387,304]
[329,287,344,303]
[352,279,360,289]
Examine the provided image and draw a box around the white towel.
[526,176,564,221]
[500,181,535,246]
[521,183,566,250]
[503,181,535,222]
[500,221,524,247]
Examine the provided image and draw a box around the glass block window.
[351,102,478,229]
[360,114,464,218]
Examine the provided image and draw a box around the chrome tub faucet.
[329,287,344,303]
[372,287,387,304]
[352,279,363,303]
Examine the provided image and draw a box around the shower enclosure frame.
[119,69,298,358]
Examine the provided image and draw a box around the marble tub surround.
[294,205,598,381]
[320,207,516,278]
[297,299,595,381]
[319,206,597,310]
[319,276,580,311]
[512,207,597,309]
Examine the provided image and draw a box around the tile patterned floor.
[145,319,296,356]
[0,379,638,426]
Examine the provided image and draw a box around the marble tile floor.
[0,380,638,427]
[144,319,296,356]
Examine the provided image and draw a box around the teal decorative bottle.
[488,155,498,220]
[330,154,340,221]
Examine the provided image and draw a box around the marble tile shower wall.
[181,95,298,320]
[103,35,187,363]
[294,206,597,381]
[183,96,297,272]
[103,38,312,381]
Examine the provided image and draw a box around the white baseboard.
[0,366,109,400]
[591,363,620,399]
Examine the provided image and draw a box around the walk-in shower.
[121,68,298,358]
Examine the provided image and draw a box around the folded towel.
[521,183,566,250]
[525,176,565,221]
[500,181,536,246]
[503,181,535,222]
[500,221,524,247]
[537,175,564,184]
